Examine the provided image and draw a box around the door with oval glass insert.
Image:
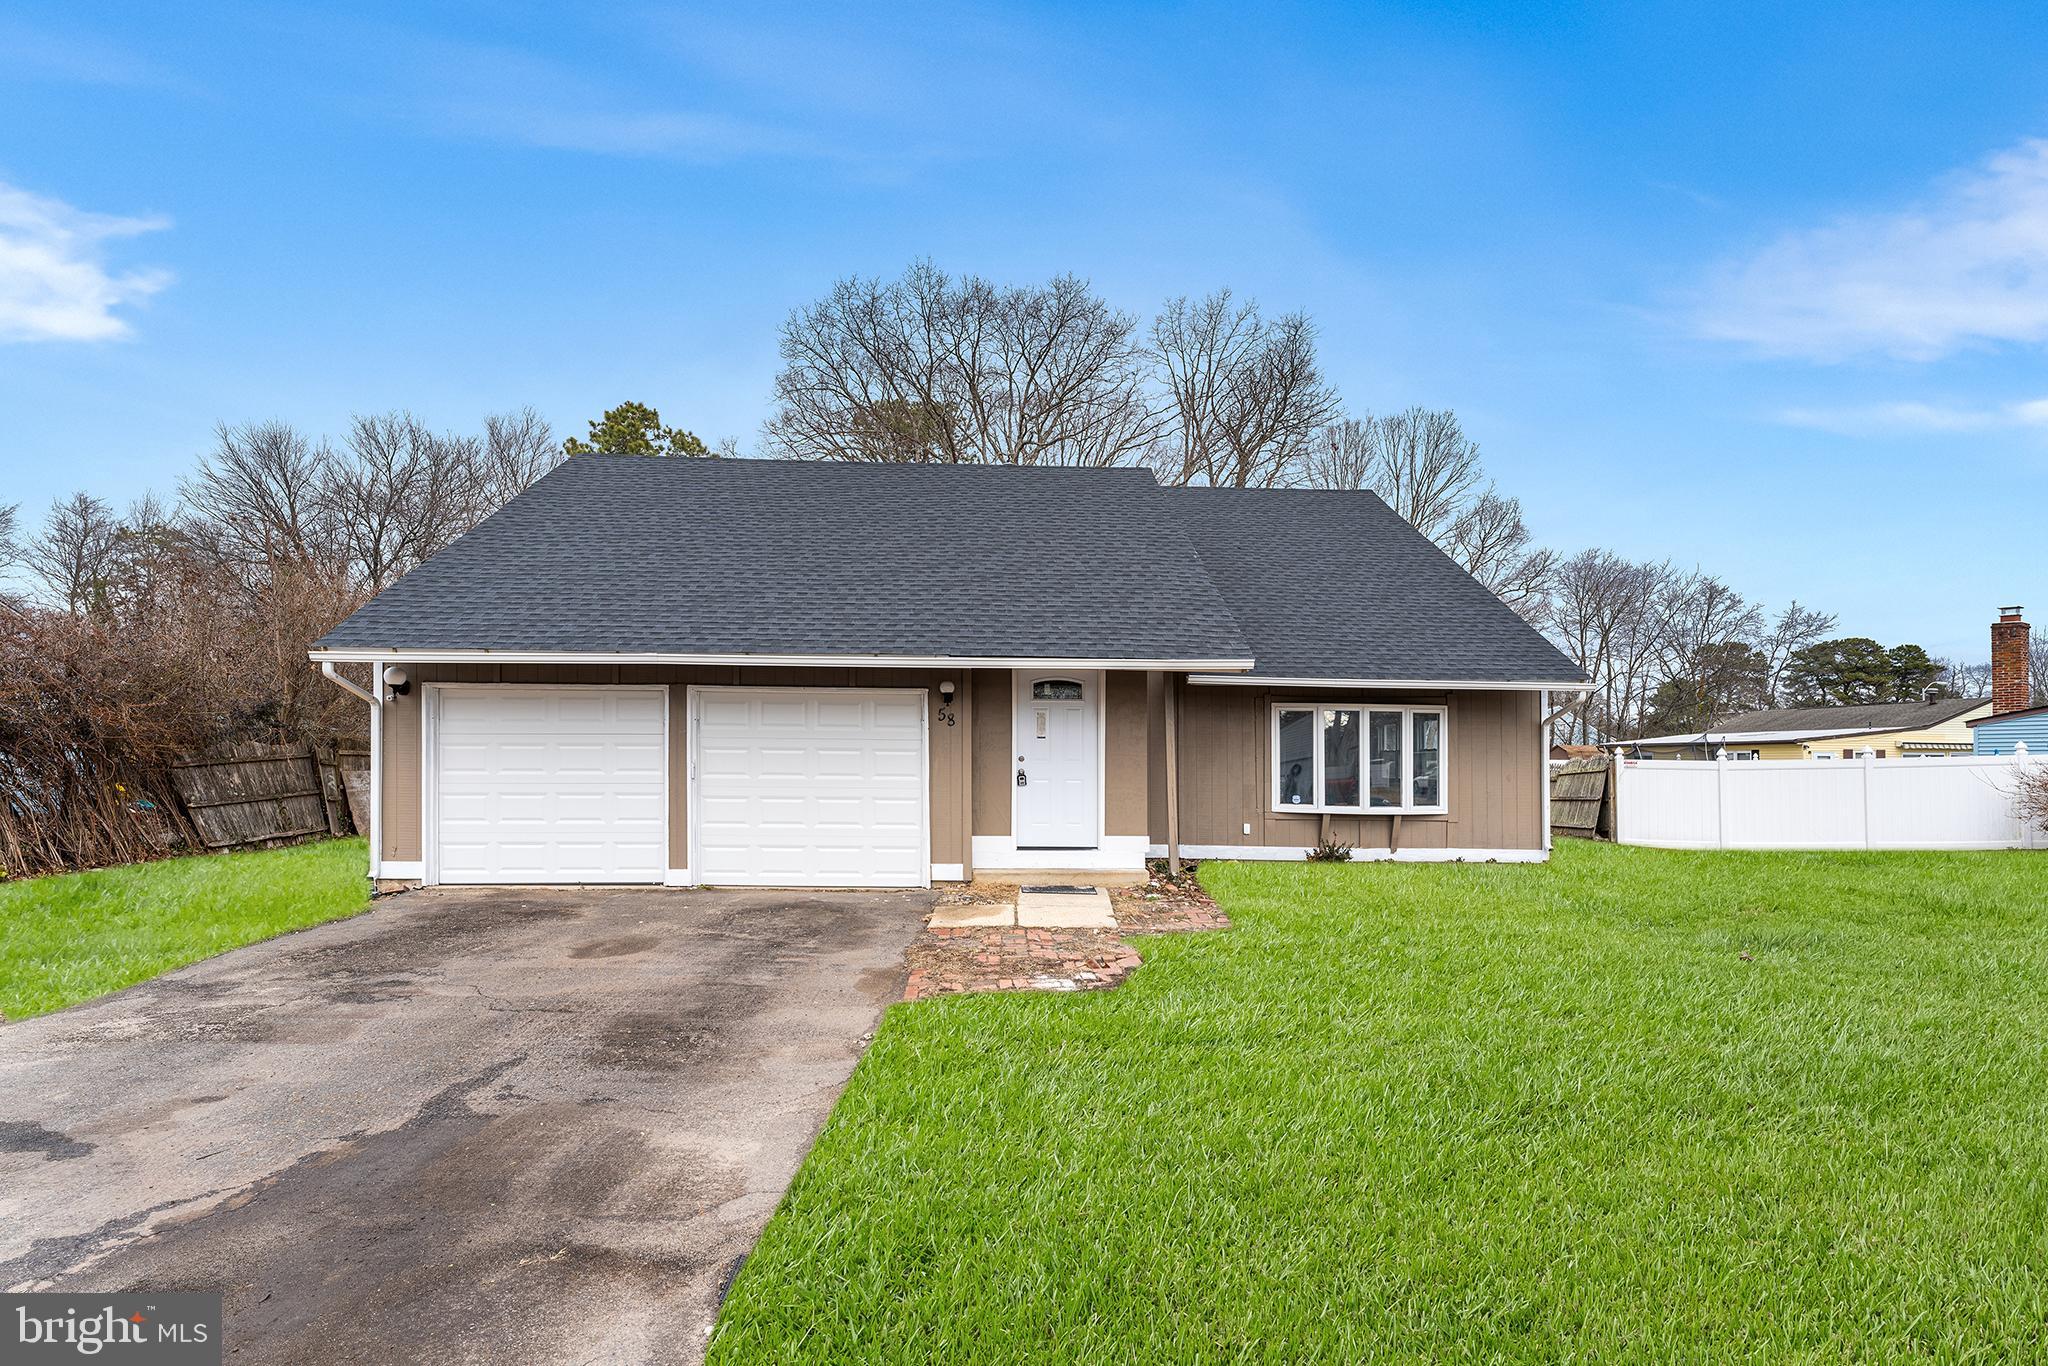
[1012,673,1099,848]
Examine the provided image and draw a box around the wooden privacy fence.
[169,742,367,852]
[1549,758,1614,840]
[1614,747,2044,851]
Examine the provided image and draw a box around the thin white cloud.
[1697,138,2048,361]
[410,42,843,166]
[0,18,186,90]
[440,98,824,161]
[0,181,171,343]
[1775,397,2048,436]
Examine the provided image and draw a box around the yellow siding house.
[1615,698,1991,761]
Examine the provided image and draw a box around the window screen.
[1276,709,1315,806]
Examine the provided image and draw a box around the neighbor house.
[1615,697,1991,761]
[311,457,1586,890]
[1970,607,2044,755]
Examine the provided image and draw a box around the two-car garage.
[425,684,929,888]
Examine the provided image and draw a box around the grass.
[712,842,2048,1363]
[0,838,370,1020]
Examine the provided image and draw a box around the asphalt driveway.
[0,884,931,1364]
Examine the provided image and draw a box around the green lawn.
[713,842,2048,1363]
[0,838,370,1020]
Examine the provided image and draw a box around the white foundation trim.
[378,860,425,879]
[1147,843,1547,864]
[664,868,695,887]
[930,862,966,882]
[972,834,1150,870]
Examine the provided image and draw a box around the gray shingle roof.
[316,457,1588,685]
[316,457,1253,663]
[1689,698,1988,734]
[1168,486,1586,684]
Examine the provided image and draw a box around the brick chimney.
[1991,606,2030,714]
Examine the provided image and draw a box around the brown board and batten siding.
[378,662,972,873]
[1103,670,1150,839]
[969,670,1012,839]
[1152,683,1544,853]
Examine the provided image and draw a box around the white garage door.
[692,688,927,888]
[432,686,667,884]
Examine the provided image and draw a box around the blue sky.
[4,2,2045,660]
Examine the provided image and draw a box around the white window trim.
[1269,702,1449,816]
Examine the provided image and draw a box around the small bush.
[1306,836,1354,863]
[2019,764,2048,841]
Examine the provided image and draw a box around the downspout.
[317,659,381,882]
[321,660,377,706]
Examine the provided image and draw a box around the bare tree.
[1310,408,1483,539]
[322,412,494,591]
[1443,488,1556,620]
[26,493,126,617]
[481,407,562,505]
[1937,657,1992,698]
[1658,572,1765,675]
[179,421,331,574]
[1648,572,1767,731]
[1152,291,1341,487]
[1547,550,1674,743]
[2034,637,2048,706]
[765,261,1163,468]
[0,503,17,576]
[1759,602,1837,705]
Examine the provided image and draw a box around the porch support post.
[959,670,974,881]
[1165,671,1183,877]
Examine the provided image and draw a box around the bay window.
[1271,703,1447,814]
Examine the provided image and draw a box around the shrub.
[1306,836,1354,863]
[2019,763,2048,843]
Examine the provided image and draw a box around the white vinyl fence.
[1614,747,2043,851]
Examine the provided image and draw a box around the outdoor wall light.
[939,680,956,703]
[382,665,412,699]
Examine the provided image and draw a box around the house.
[309,457,1587,890]
[1614,696,1991,761]
[1970,607,2044,755]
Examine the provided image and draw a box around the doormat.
[1020,884,1097,895]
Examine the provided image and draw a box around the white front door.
[430,685,667,885]
[691,687,928,888]
[1013,673,1099,849]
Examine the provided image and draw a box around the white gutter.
[310,648,1258,672]
[1187,674,1592,692]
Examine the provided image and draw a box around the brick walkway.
[903,865,1229,1001]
